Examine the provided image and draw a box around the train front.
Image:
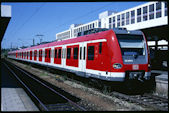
[111,29,151,84]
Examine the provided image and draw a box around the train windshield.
[117,34,145,56]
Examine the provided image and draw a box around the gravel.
[6,58,154,111]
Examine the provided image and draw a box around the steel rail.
[3,62,49,111]
[7,61,86,111]
[110,91,168,111]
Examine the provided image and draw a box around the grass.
[40,71,48,76]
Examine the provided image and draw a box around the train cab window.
[88,46,94,60]
[73,47,78,59]
[55,49,57,58]
[67,48,71,59]
[99,42,102,54]
[58,49,61,58]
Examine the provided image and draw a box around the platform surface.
[151,70,168,81]
[1,62,39,111]
[1,88,39,111]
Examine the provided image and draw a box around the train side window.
[39,50,41,57]
[99,42,102,54]
[45,49,47,58]
[83,47,86,60]
[55,48,57,58]
[41,50,42,57]
[48,49,51,58]
[27,52,28,59]
[74,47,78,59]
[58,48,61,58]
[80,47,82,60]
[88,46,94,60]
[67,48,71,59]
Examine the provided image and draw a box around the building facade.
[56,1,168,41]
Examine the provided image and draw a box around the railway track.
[109,92,168,111]
[4,59,168,111]
[3,60,86,111]
[60,74,168,111]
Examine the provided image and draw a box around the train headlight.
[113,63,122,69]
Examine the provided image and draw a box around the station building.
[56,1,168,42]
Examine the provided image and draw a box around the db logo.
[133,64,139,70]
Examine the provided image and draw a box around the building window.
[143,6,148,21]
[93,23,94,28]
[109,18,111,24]
[95,22,97,27]
[109,18,112,29]
[117,15,120,27]
[126,12,130,25]
[131,10,135,24]
[137,8,141,22]
[67,48,71,59]
[73,47,78,59]
[121,13,125,26]
[90,24,92,29]
[149,4,154,20]
[156,2,161,18]
[165,2,168,16]
[109,24,111,29]
[88,46,94,60]
[98,21,101,28]
[113,16,116,28]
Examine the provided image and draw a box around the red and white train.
[8,28,151,83]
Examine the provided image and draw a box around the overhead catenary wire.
[11,3,46,40]
[7,2,117,48]
[41,2,117,35]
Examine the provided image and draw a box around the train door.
[79,42,87,75]
[62,45,66,67]
[45,48,51,63]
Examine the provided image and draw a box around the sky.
[1,2,147,49]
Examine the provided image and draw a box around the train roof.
[9,28,143,53]
[11,30,113,53]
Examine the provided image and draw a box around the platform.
[151,70,168,98]
[1,62,39,111]
[1,88,39,111]
[151,70,168,81]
